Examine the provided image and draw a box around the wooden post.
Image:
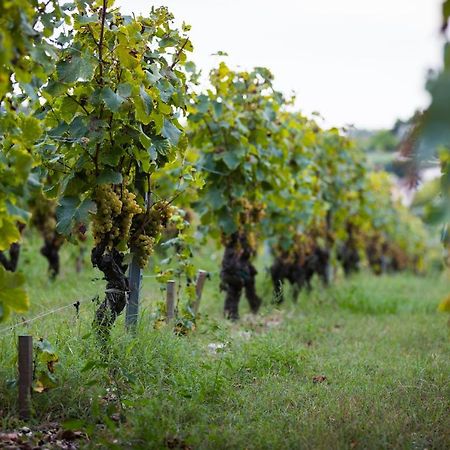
[125,254,142,330]
[18,335,33,419]
[325,262,334,285]
[381,255,388,274]
[166,280,175,323]
[193,270,207,314]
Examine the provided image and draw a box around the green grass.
[0,235,449,449]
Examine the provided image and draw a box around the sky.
[116,0,443,130]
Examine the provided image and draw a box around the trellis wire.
[0,268,211,337]
[0,300,86,338]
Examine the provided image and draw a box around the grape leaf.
[0,267,29,322]
[57,52,96,84]
[162,119,181,146]
[101,87,125,112]
[56,197,96,235]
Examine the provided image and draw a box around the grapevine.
[188,62,286,319]
[38,2,195,337]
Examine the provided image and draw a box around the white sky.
[117,0,443,129]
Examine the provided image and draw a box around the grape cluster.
[92,185,123,246]
[92,185,143,248]
[140,201,174,237]
[237,198,265,226]
[133,234,155,268]
[151,201,174,230]
[292,233,315,265]
[119,189,142,238]
[42,216,57,241]
[251,203,265,222]
[246,231,257,252]
[130,201,175,268]
[30,193,58,241]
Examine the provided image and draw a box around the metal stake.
[125,254,142,330]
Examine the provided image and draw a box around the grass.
[0,234,449,449]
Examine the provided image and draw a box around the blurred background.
[117,0,443,130]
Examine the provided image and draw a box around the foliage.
[188,62,285,241]
[262,112,324,251]
[0,0,65,247]
[402,1,450,264]
[33,338,59,393]
[28,1,200,333]
[362,171,427,271]
[263,113,368,269]
[41,2,195,257]
[0,266,29,321]
[0,0,66,320]
[312,127,366,244]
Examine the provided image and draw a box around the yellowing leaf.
[0,217,21,251]
[116,45,139,69]
[20,116,42,145]
[437,294,450,312]
[0,266,29,322]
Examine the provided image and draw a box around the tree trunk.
[40,237,64,279]
[270,258,285,304]
[0,243,21,272]
[91,242,129,340]
[76,246,86,273]
[220,232,261,320]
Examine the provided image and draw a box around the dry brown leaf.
[312,375,327,384]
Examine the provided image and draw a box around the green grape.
[119,189,143,239]
[93,185,146,249]
[128,201,177,266]
[133,234,155,268]
[92,185,123,247]
[30,192,59,242]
